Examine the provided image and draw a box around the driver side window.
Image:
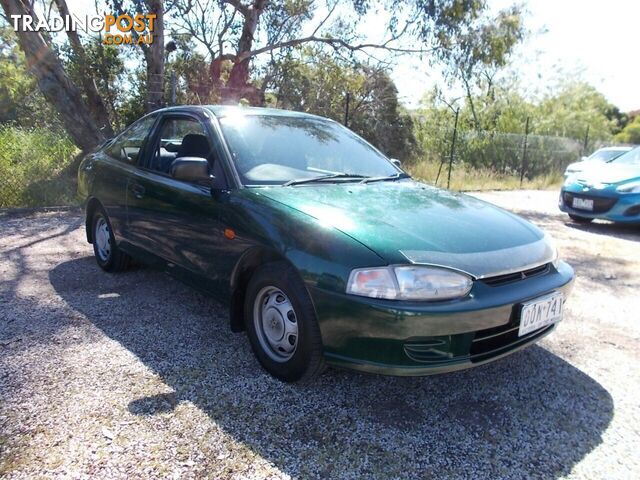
[150,117,212,174]
[106,115,156,163]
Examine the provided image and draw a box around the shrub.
[0,125,78,208]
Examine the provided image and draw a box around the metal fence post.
[520,116,530,187]
[170,71,177,106]
[344,92,350,128]
[447,108,459,190]
[582,125,590,156]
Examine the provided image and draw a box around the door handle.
[131,183,145,199]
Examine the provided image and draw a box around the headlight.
[616,180,640,193]
[346,266,472,301]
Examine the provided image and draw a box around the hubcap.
[253,286,298,362]
[95,217,111,262]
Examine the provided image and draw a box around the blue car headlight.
[616,180,640,194]
[346,266,473,301]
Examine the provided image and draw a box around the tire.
[568,213,593,224]
[91,208,131,272]
[244,261,325,383]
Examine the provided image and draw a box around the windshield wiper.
[283,173,369,186]
[359,172,410,184]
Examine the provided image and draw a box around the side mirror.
[391,158,402,168]
[170,157,210,183]
[581,156,588,161]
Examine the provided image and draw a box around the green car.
[78,106,575,382]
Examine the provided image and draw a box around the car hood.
[566,160,595,172]
[576,163,640,184]
[256,180,554,278]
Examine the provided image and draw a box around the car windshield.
[218,113,399,186]
[611,147,640,166]
[589,149,628,162]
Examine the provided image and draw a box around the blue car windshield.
[589,149,628,162]
[612,147,640,166]
[218,114,399,186]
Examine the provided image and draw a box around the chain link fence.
[0,125,78,209]
[0,112,614,209]
[411,113,610,190]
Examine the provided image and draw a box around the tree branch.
[223,0,248,16]
[241,35,432,62]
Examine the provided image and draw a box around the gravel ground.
[1,190,639,479]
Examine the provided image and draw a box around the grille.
[470,322,553,359]
[563,192,617,213]
[481,263,550,287]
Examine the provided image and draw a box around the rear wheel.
[91,209,131,272]
[568,213,593,224]
[244,262,325,383]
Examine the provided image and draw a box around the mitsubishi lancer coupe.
[78,106,575,382]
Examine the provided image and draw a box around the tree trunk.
[463,75,481,131]
[0,0,105,151]
[145,0,164,111]
[219,0,268,105]
[53,0,113,137]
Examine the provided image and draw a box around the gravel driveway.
[1,190,639,479]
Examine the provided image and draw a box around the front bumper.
[312,261,575,376]
[559,186,640,224]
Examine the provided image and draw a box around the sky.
[62,0,639,112]
[391,0,640,112]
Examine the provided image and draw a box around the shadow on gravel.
[564,220,640,241]
[50,257,614,479]
[493,208,640,243]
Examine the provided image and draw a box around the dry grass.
[406,159,563,192]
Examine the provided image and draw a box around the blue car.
[560,146,640,224]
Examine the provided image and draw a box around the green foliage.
[614,116,640,145]
[0,27,62,130]
[167,38,220,105]
[59,38,126,129]
[267,49,416,159]
[535,81,616,141]
[0,126,78,207]
[116,68,148,129]
[414,78,620,180]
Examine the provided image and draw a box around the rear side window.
[106,115,157,163]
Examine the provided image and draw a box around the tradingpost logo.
[10,12,157,45]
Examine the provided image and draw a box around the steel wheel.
[253,286,299,362]
[94,216,112,262]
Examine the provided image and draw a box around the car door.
[125,111,230,295]
[89,113,158,242]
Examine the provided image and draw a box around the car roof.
[152,104,327,121]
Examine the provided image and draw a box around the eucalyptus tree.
[170,0,525,105]
[0,0,105,150]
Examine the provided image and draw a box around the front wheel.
[91,209,131,272]
[568,213,593,224]
[244,262,325,383]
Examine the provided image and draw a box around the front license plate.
[572,197,594,211]
[519,292,564,337]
